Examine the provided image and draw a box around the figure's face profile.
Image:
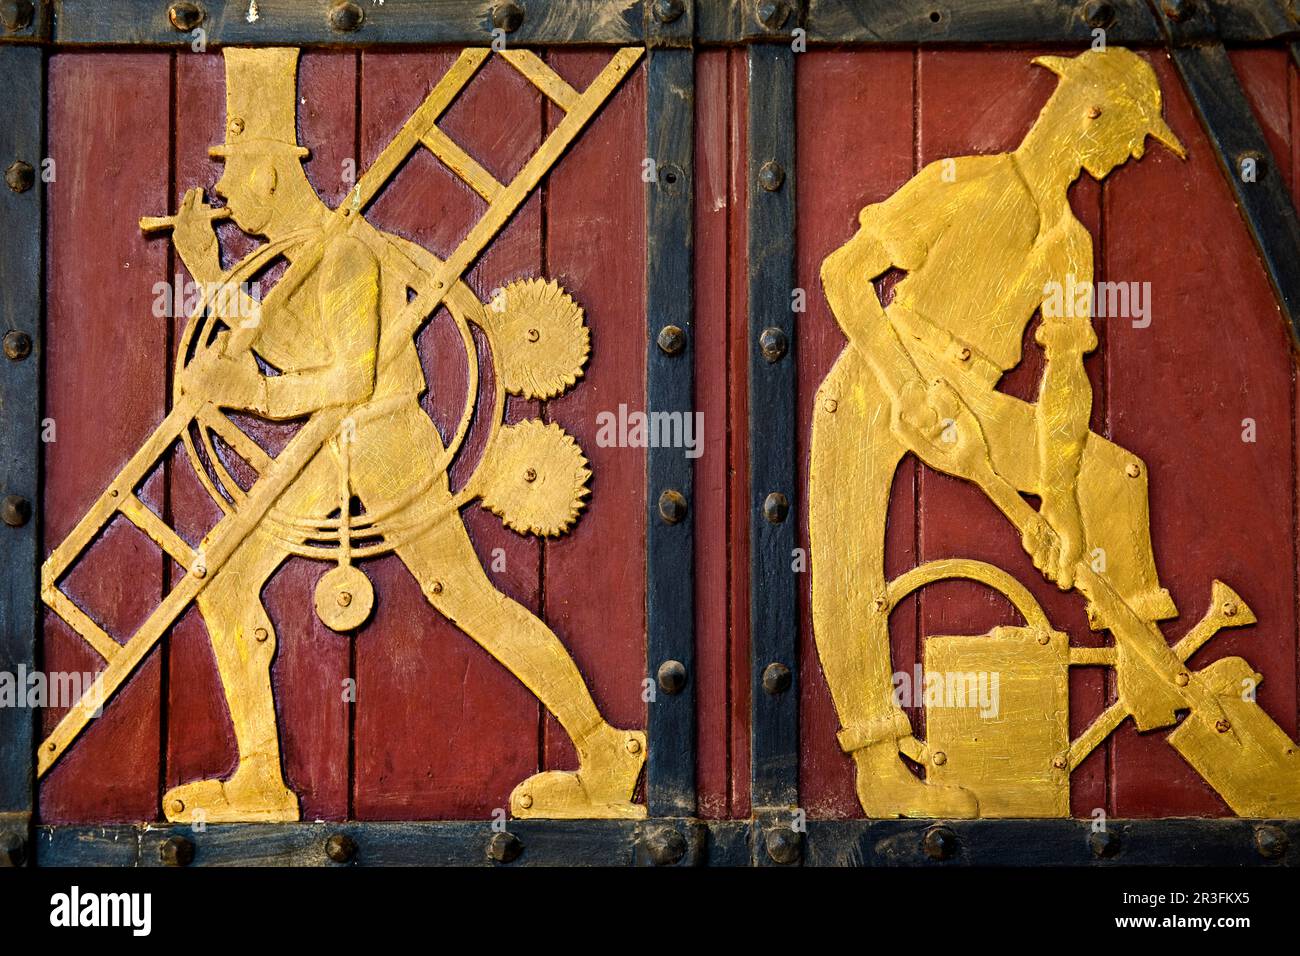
[1076,107,1152,180]
[214,149,276,234]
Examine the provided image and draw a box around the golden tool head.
[1032,48,1185,159]
[482,278,590,400]
[477,420,591,537]
[210,48,310,159]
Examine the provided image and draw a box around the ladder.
[38,46,643,778]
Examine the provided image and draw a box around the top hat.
[1032,48,1186,159]
[209,47,310,159]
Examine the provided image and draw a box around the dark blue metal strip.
[0,44,43,845]
[645,13,697,817]
[747,42,798,811]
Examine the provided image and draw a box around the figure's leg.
[392,515,645,818]
[810,348,978,818]
[164,453,339,824]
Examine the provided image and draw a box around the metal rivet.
[4,330,32,360]
[488,831,523,864]
[1254,824,1288,860]
[523,467,537,482]
[328,1,364,31]
[765,826,802,865]
[922,825,957,861]
[168,797,185,816]
[625,736,642,755]
[1175,672,1190,686]
[1162,0,1194,21]
[518,793,533,810]
[763,492,789,524]
[652,0,684,25]
[492,1,524,32]
[0,0,34,32]
[325,833,357,864]
[159,835,195,867]
[658,489,687,525]
[757,160,785,192]
[1090,830,1120,859]
[657,659,688,695]
[644,826,687,866]
[823,398,838,413]
[5,161,34,193]
[762,661,791,696]
[759,326,788,362]
[957,347,972,362]
[755,0,791,31]
[526,327,540,342]
[253,627,269,643]
[657,162,684,193]
[657,324,686,356]
[1,495,31,528]
[1036,631,1051,646]
[1222,601,1238,618]
[167,1,204,31]
[1125,462,1141,478]
[1215,719,1232,733]
[192,565,206,579]
[1052,755,1068,770]
[932,751,947,766]
[0,830,26,867]
[1082,0,1114,28]
[337,590,353,607]
[430,580,443,595]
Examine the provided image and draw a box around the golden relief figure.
[810,48,1300,818]
[40,46,648,822]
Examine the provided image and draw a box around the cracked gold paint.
[39,45,648,823]
[810,47,1300,818]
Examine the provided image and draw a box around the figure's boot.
[164,753,299,824]
[839,711,979,819]
[510,724,647,819]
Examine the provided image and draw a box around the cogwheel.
[476,419,591,537]
[481,278,589,400]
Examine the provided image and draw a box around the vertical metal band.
[645,12,697,816]
[0,44,44,843]
[747,43,798,811]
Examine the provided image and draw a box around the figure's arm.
[1033,232,1097,588]
[819,223,924,403]
[214,234,380,419]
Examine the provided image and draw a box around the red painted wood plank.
[695,49,731,818]
[1106,51,1297,816]
[40,52,172,822]
[541,52,647,774]
[353,51,543,818]
[796,50,915,819]
[728,48,751,818]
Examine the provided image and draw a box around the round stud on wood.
[1089,830,1120,859]
[1254,825,1288,860]
[159,835,195,867]
[488,831,523,864]
[1082,0,1115,28]
[0,830,26,867]
[765,826,802,865]
[166,1,204,31]
[657,324,686,356]
[763,491,789,524]
[492,1,525,33]
[4,330,32,360]
[1,495,31,528]
[325,833,357,864]
[922,825,957,861]
[762,661,792,696]
[755,0,790,31]
[644,826,687,866]
[328,1,364,31]
[759,326,788,362]
[652,0,685,24]
[657,659,688,695]
[757,160,785,192]
[658,489,688,525]
[0,0,33,32]
[5,160,34,193]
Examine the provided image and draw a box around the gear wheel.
[476,419,591,537]
[482,278,589,400]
